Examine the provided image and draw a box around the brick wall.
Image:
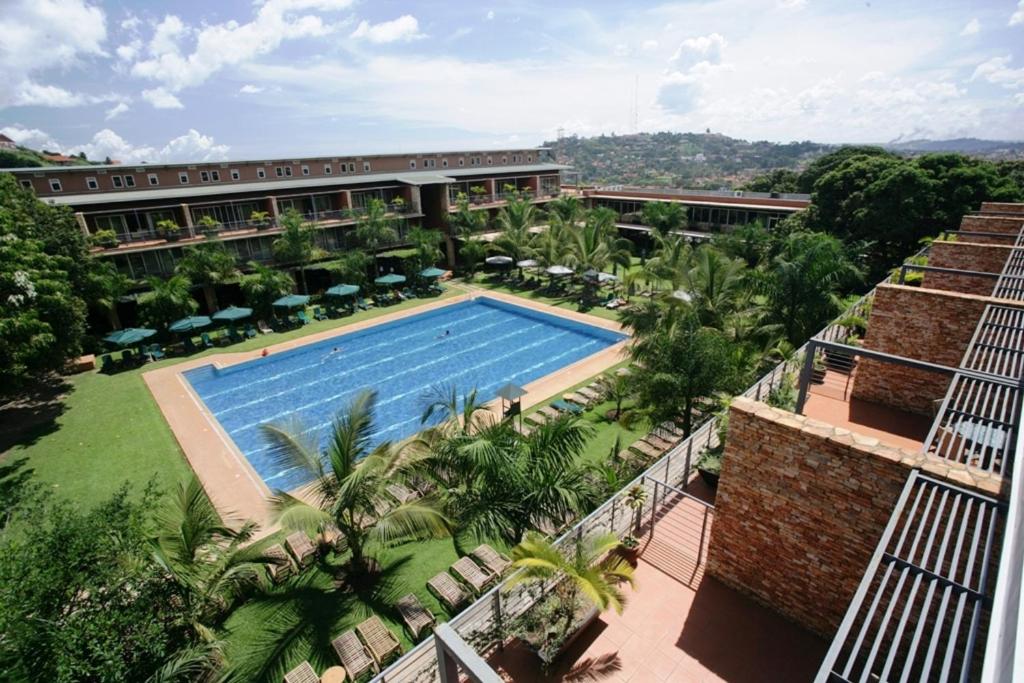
[981,202,1024,215]
[960,215,1024,235]
[850,284,992,415]
[706,397,1003,636]
[921,241,1009,295]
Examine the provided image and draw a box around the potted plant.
[197,215,221,237]
[390,196,406,213]
[249,210,271,231]
[811,356,827,384]
[470,185,487,204]
[618,534,641,566]
[695,449,723,488]
[155,219,182,242]
[508,532,635,670]
[89,229,120,249]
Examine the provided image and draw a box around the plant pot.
[164,232,181,242]
[698,466,720,489]
[520,604,600,666]
[255,223,271,231]
[615,545,640,567]
[203,229,221,239]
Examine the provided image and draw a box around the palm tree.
[643,234,691,290]
[448,194,488,238]
[152,476,273,639]
[355,198,399,270]
[531,215,569,268]
[88,260,131,329]
[141,275,198,330]
[508,531,635,646]
[493,195,538,262]
[240,262,294,320]
[683,246,748,329]
[459,239,486,279]
[324,249,371,287]
[272,209,321,294]
[598,371,633,421]
[546,195,585,225]
[407,226,444,272]
[175,242,239,313]
[641,202,687,238]
[260,390,449,577]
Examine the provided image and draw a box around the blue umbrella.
[103,328,156,347]
[375,273,406,285]
[212,306,253,322]
[272,294,311,309]
[326,284,360,297]
[420,267,446,278]
[168,316,212,333]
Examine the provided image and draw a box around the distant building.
[0,134,16,150]
[42,153,79,166]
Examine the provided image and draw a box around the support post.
[795,342,816,414]
[684,439,692,490]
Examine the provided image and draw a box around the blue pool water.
[184,298,625,490]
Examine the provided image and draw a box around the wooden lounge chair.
[397,594,435,640]
[644,434,675,451]
[512,421,534,437]
[331,630,375,680]
[525,410,549,427]
[563,392,592,407]
[265,544,293,583]
[283,661,319,683]
[427,572,468,611]
[385,483,418,504]
[471,544,511,576]
[244,323,258,338]
[258,319,274,334]
[451,556,495,593]
[537,405,562,421]
[356,615,402,666]
[285,531,316,568]
[658,421,685,438]
[629,439,661,461]
[577,386,601,402]
[551,399,583,415]
[313,306,328,321]
[372,497,391,518]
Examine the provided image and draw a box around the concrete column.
[180,203,195,238]
[74,211,89,236]
[528,174,541,195]
[337,190,351,210]
[407,186,422,214]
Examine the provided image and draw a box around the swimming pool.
[184,298,625,490]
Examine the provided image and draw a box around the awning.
[395,173,456,186]
[496,382,528,401]
[168,316,212,333]
[272,294,311,309]
[103,328,156,346]
[212,306,253,322]
[326,284,360,297]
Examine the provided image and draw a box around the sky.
[1,0,1023,164]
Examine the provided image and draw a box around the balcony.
[447,189,560,210]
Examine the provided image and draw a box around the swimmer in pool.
[435,330,450,339]
[321,346,342,362]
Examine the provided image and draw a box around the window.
[210,170,220,182]
[147,173,159,186]
[458,158,465,167]
[257,168,266,179]
[323,164,332,175]
[442,159,448,168]
[409,160,417,169]
[48,178,62,192]
[363,161,371,172]
[179,172,189,184]
[502,156,507,164]
[424,159,436,168]
[230,169,240,180]
[200,171,210,183]
[487,156,493,165]
[301,165,310,176]
[111,176,124,188]
[86,177,99,190]
[350,162,356,172]
[275,167,284,177]
[20,179,33,190]
[94,215,126,233]
[124,175,135,187]
[527,155,533,162]
[284,166,293,177]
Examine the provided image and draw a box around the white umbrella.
[672,289,693,302]
[516,259,539,268]
[485,255,513,266]
[546,265,573,276]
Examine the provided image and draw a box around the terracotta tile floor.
[488,492,827,682]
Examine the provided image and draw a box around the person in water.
[435,330,450,339]
[321,346,342,362]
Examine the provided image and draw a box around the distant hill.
[0,145,96,169]
[883,138,1024,156]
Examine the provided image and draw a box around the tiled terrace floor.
[488,488,827,682]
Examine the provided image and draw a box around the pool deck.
[143,291,628,535]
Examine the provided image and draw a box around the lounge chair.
[357,297,373,311]
[285,531,316,568]
[512,421,534,437]
[258,319,274,334]
[313,306,328,321]
[200,332,215,349]
[297,310,311,325]
[121,349,136,365]
[427,572,469,612]
[283,661,319,683]
[563,392,593,407]
[356,615,402,666]
[577,386,602,402]
[644,433,675,451]
[385,483,418,504]
[265,543,294,583]
[227,327,244,344]
[658,420,685,438]
[537,405,562,421]
[471,544,511,576]
[146,343,166,361]
[397,594,435,640]
[183,337,199,353]
[629,439,662,461]
[451,556,495,593]
[99,354,114,372]
[551,399,583,415]
[244,323,258,339]
[331,630,376,680]
[525,410,549,427]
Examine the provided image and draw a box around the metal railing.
[589,185,812,202]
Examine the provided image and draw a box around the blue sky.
[1,0,1023,163]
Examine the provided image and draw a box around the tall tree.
[175,242,239,313]
[355,198,399,271]
[407,226,444,272]
[140,275,198,331]
[86,260,132,330]
[272,209,321,294]
[459,239,486,279]
[447,194,488,238]
[683,246,749,329]
[493,195,538,262]
[641,201,687,238]
[240,262,294,321]
[546,195,585,225]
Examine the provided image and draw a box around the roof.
[39,164,570,207]
[0,134,13,143]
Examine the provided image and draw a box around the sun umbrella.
[583,270,617,284]
[495,382,528,401]
[326,284,360,297]
[103,328,156,347]
[516,259,539,268]
[168,316,212,333]
[485,255,514,266]
[546,265,573,276]
[272,294,311,309]
[672,289,693,302]
[212,306,252,322]
[375,273,406,285]
[420,267,446,278]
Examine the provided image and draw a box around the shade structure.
[495,382,527,401]
[272,294,311,309]
[485,255,513,266]
[671,289,693,302]
[326,284,360,297]
[420,267,446,278]
[516,259,539,268]
[375,273,406,285]
[546,265,573,276]
[168,316,212,333]
[212,306,252,322]
[583,269,617,284]
[103,327,156,347]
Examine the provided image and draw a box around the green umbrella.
[212,306,253,322]
[168,316,212,333]
[375,273,406,285]
[103,328,156,347]
[326,284,360,297]
[420,267,446,279]
[272,294,311,309]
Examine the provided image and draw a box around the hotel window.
[200,171,210,183]
[301,165,310,176]
[257,168,266,179]
[48,178,62,192]
[442,159,448,168]
[527,155,533,162]
[409,160,417,169]
[502,156,507,164]
[324,164,332,175]
[275,167,284,177]
[94,215,126,233]
[284,167,293,177]
[424,159,436,168]
[179,172,189,184]
[350,162,357,172]
[487,156,493,165]
[124,175,136,187]
[363,161,371,172]
[148,173,159,186]
[112,176,124,188]
[86,177,99,190]
[230,169,240,180]
[20,179,33,190]
[210,170,220,181]
[458,158,465,167]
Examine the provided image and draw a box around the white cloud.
[0,125,62,151]
[142,87,184,109]
[239,84,264,94]
[641,40,659,51]
[1011,0,1024,26]
[349,15,424,43]
[670,33,727,68]
[128,0,352,94]
[960,18,980,36]
[777,0,807,8]
[116,39,142,62]
[971,55,1024,88]
[121,15,141,32]
[613,43,631,57]
[105,102,130,120]
[486,10,495,20]
[449,26,473,41]
[9,81,86,107]
[67,128,230,164]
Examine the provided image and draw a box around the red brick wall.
[981,202,1024,215]
[922,241,1009,295]
[960,215,1024,235]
